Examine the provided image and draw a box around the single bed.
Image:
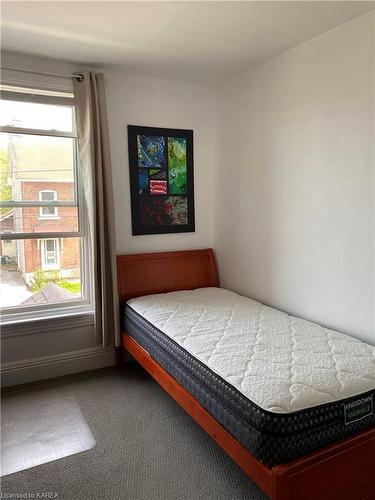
[117,249,375,500]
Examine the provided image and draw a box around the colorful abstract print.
[150,180,167,195]
[168,137,187,194]
[138,169,148,195]
[137,136,166,169]
[136,134,188,226]
[140,197,187,227]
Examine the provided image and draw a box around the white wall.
[105,70,217,254]
[215,12,374,344]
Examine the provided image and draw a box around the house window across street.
[39,190,58,218]
[42,239,59,269]
[0,85,91,319]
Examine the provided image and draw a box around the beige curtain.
[73,72,120,347]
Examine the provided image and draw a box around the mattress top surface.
[127,287,375,414]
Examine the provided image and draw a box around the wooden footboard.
[117,249,375,500]
[271,427,375,499]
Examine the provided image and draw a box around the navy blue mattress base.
[124,305,375,466]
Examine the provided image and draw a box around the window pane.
[0,133,76,204]
[41,206,58,217]
[40,191,56,201]
[0,100,74,132]
[45,240,56,252]
[0,237,82,308]
[1,206,79,235]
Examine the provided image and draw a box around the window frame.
[0,86,94,325]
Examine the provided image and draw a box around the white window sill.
[38,216,60,220]
[1,305,95,338]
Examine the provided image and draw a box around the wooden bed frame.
[117,248,375,500]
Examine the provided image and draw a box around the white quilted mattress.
[128,287,375,414]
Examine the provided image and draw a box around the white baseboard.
[1,346,116,387]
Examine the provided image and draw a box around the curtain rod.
[1,66,84,82]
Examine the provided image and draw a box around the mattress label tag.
[344,396,373,425]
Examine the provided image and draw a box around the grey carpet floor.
[1,364,267,500]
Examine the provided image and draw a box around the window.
[41,239,59,269]
[39,190,58,218]
[0,85,92,322]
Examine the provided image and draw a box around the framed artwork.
[127,125,195,235]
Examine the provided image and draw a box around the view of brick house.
[1,132,80,292]
[20,180,79,284]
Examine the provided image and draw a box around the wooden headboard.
[117,248,219,306]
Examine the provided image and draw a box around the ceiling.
[1,1,374,84]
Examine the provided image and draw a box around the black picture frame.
[127,125,195,235]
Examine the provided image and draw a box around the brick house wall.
[19,181,79,278]
[23,239,40,273]
[60,237,80,273]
